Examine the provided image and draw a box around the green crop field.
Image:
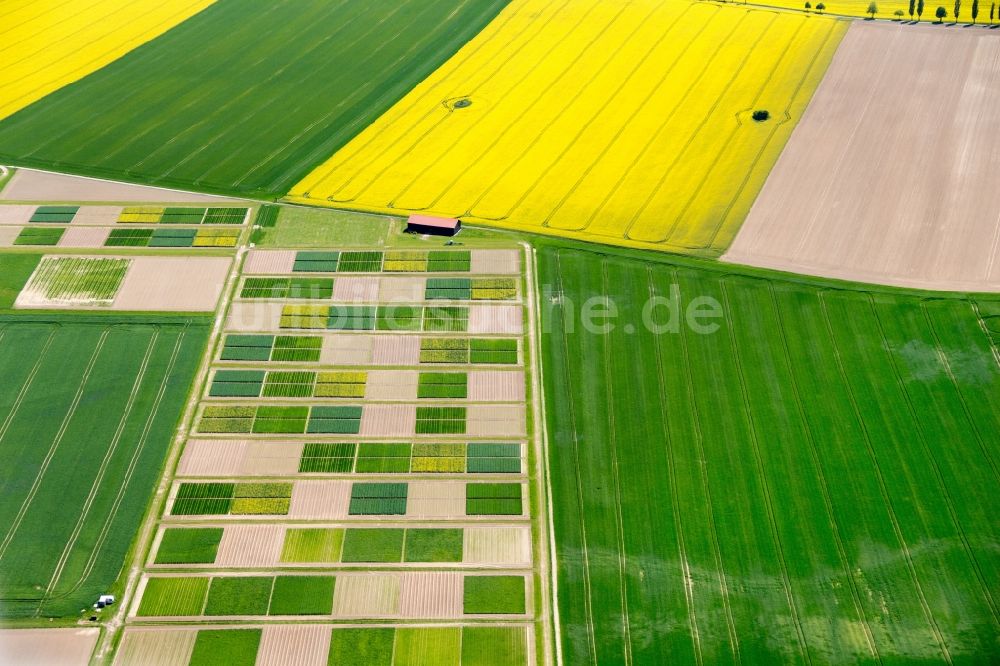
[537,241,1000,663]
[0,0,511,198]
[0,314,209,618]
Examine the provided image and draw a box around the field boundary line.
[646,268,703,665]
[233,0,502,190]
[527,244,561,666]
[42,328,161,607]
[387,0,612,212]
[0,329,109,560]
[61,326,189,604]
[817,291,952,664]
[969,301,1000,372]
[768,284,881,661]
[551,250,598,663]
[303,0,534,197]
[600,263,633,666]
[719,279,811,665]
[671,267,741,662]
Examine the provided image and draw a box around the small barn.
[406,214,461,237]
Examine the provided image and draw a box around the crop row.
[117,206,248,225]
[107,227,240,248]
[196,404,362,435]
[137,573,525,617]
[287,250,473,274]
[298,442,522,474]
[280,305,469,332]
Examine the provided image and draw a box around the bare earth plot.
[724,22,1000,292]
[0,169,239,203]
[14,256,231,312]
[0,627,99,666]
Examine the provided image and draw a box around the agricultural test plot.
[0,0,512,197]
[289,0,846,257]
[724,22,1000,292]
[0,0,216,120]
[0,169,243,202]
[114,624,534,666]
[14,255,231,311]
[538,241,1000,663]
[124,246,543,664]
[0,315,209,618]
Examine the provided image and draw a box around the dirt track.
[724,22,1000,292]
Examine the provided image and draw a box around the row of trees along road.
[805,0,999,21]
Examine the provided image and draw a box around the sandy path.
[724,22,1000,292]
[0,628,99,666]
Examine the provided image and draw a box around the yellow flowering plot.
[289,0,846,257]
[0,0,216,121]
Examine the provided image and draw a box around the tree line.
[803,0,1000,22]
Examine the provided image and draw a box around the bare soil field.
[215,524,285,568]
[464,527,532,566]
[359,404,418,437]
[0,226,18,246]
[471,249,521,275]
[321,334,375,365]
[0,628,99,666]
[242,250,296,275]
[113,629,196,666]
[114,257,231,311]
[724,22,1000,292]
[466,405,527,437]
[58,226,111,248]
[256,625,330,666]
[0,169,237,203]
[0,205,33,224]
[468,371,526,402]
[469,305,523,335]
[333,276,380,302]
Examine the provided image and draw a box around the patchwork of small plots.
[0,204,248,249]
[120,247,538,666]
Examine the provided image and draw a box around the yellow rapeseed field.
[289,0,847,256]
[0,0,216,121]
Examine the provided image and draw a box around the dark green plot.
[268,576,335,615]
[220,334,274,361]
[148,227,196,247]
[189,629,261,666]
[293,251,339,272]
[376,305,422,331]
[466,483,522,515]
[160,207,206,224]
[307,405,362,434]
[172,482,235,516]
[203,207,248,225]
[415,407,466,434]
[155,528,223,564]
[463,575,525,614]
[299,442,356,473]
[425,277,472,300]
[288,277,334,299]
[337,250,382,272]
[423,306,468,332]
[417,372,468,398]
[467,443,521,474]
[14,227,64,246]
[204,576,273,616]
[327,628,395,666]
[105,228,153,247]
[427,250,471,272]
[241,277,289,299]
[209,369,265,397]
[470,338,518,364]
[349,482,408,515]
[355,443,411,473]
[271,335,322,362]
[29,206,78,223]
[341,529,405,563]
[327,304,376,331]
[404,528,463,562]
